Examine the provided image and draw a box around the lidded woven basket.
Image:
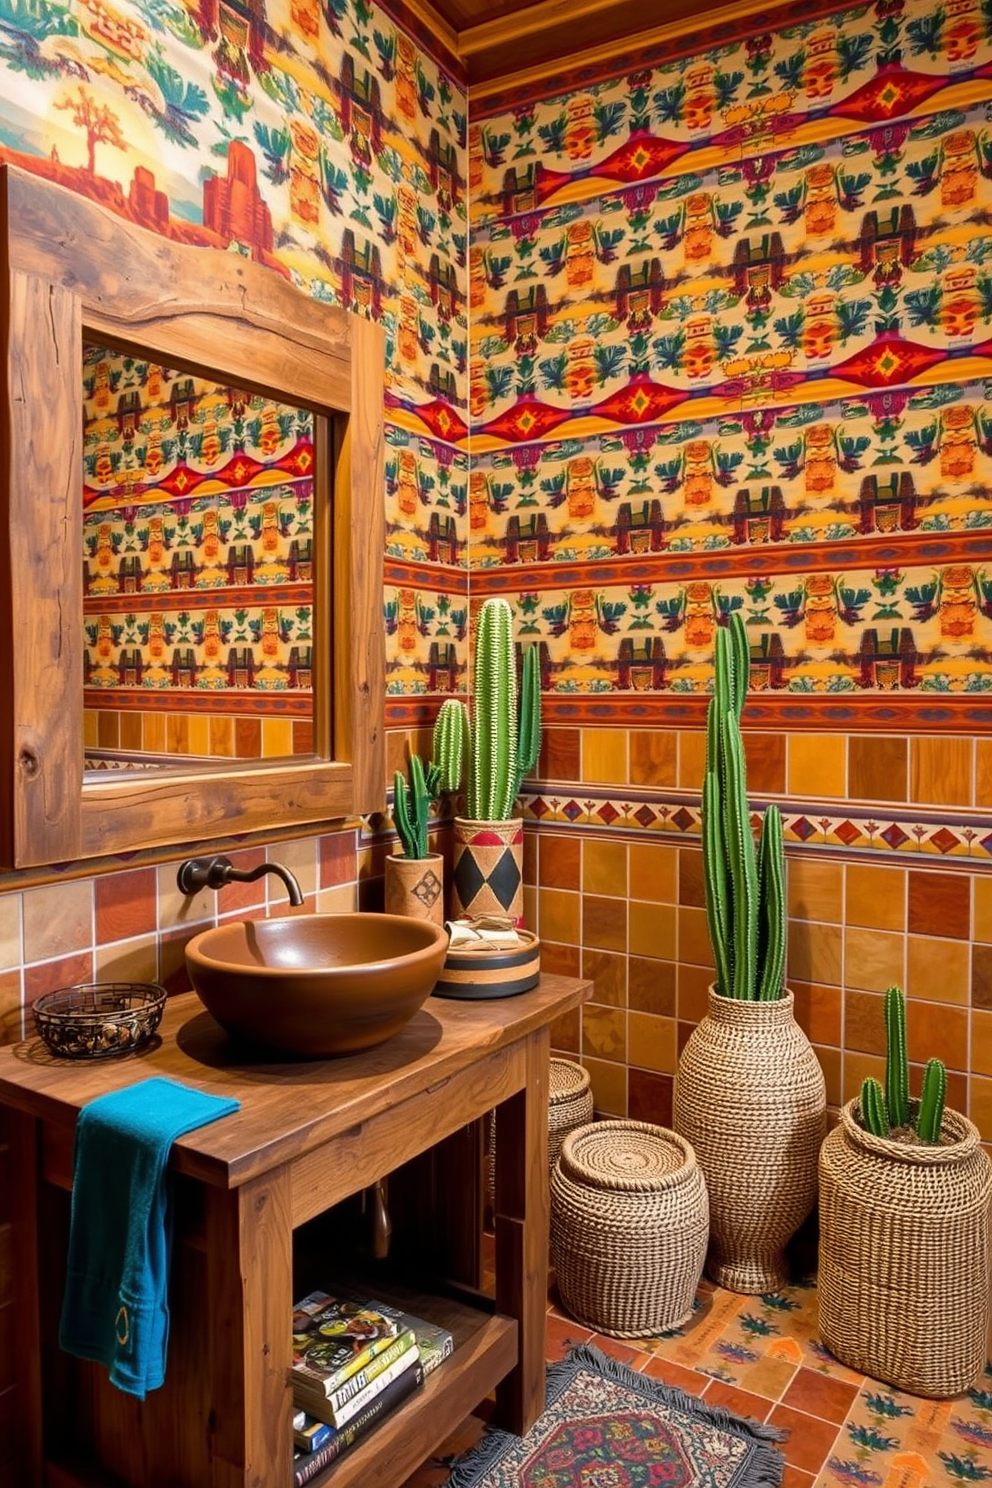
[818,1098,992,1398]
[548,1058,594,1169]
[550,1120,709,1338]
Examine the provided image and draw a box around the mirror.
[82,340,317,770]
[0,163,385,868]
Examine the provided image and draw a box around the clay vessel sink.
[184,913,449,1056]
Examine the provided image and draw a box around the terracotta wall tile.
[582,839,627,896]
[814,1045,842,1107]
[940,1067,967,1115]
[95,935,158,985]
[844,989,886,1055]
[629,730,676,787]
[539,727,580,781]
[842,1050,884,1104]
[906,935,970,1005]
[157,862,216,930]
[745,733,786,795]
[582,1006,627,1062]
[907,869,970,939]
[319,828,359,889]
[539,834,581,890]
[977,740,992,809]
[95,868,157,945]
[844,927,905,993]
[97,711,120,749]
[677,963,711,1025]
[210,717,235,757]
[272,840,318,904]
[235,717,261,758]
[628,842,677,902]
[583,1055,627,1117]
[975,878,992,944]
[787,734,846,798]
[23,882,92,965]
[627,1011,677,1074]
[629,958,676,1017]
[791,981,842,1047]
[787,857,843,924]
[159,927,196,997]
[315,885,358,915]
[845,863,906,931]
[970,1074,992,1140]
[973,944,992,1010]
[629,901,676,960]
[848,736,907,803]
[910,736,972,807]
[628,1069,673,1127]
[677,906,712,970]
[581,948,626,1008]
[678,850,705,908]
[0,971,22,1046]
[539,888,580,945]
[582,894,627,952]
[541,942,582,979]
[0,898,20,972]
[678,730,706,791]
[581,729,627,784]
[971,1010,992,1077]
[24,951,94,1006]
[550,1008,581,1053]
[788,920,842,987]
[906,1000,968,1072]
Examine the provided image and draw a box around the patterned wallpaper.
[0,0,469,727]
[468,0,992,743]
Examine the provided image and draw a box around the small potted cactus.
[818,984,992,1397]
[673,610,825,1293]
[431,596,540,925]
[384,753,445,925]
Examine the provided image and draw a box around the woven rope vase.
[818,1099,992,1398]
[673,987,825,1294]
[550,1120,709,1338]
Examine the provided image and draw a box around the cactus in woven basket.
[858,984,947,1144]
[393,753,442,860]
[701,611,786,1000]
[431,598,541,822]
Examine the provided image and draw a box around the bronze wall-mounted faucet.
[176,855,304,907]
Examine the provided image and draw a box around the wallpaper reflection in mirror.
[82,342,316,771]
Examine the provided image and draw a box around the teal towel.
[59,1075,239,1399]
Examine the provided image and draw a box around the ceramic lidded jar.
[673,987,826,1293]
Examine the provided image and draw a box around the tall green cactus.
[917,1058,947,1144]
[432,697,469,795]
[512,643,542,801]
[860,1076,888,1137]
[857,986,947,1144]
[884,982,909,1130]
[393,752,441,859]
[468,598,517,821]
[701,611,787,1000]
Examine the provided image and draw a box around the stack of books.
[291,1289,454,1486]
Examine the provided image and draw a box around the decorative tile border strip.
[521,786,992,864]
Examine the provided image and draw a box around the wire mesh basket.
[33,982,167,1059]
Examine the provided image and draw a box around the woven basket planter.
[550,1120,709,1338]
[818,1099,992,1398]
[673,987,825,1294]
[451,817,524,925]
[488,1058,593,1204]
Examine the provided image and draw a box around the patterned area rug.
[444,1344,786,1488]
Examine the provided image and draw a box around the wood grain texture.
[0,163,385,865]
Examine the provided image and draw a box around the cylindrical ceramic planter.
[450,817,524,925]
[383,852,445,926]
[673,987,826,1293]
[818,1099,992,1398]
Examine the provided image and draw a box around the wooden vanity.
[0,973,590,1488]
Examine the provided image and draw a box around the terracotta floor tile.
[586,1334,649,1368]
[768,1403,845,1475]
[781,1366,860,1424]
[640,1354,708,1394]
[544,1311,593,1361]
[702,1378,774,1424]
[782,1469,816,1488]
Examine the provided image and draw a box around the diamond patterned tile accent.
[881,823,910,850]
[597,802,620,826]
[634,805,657,828]
[563,800,583,821]
[928,827,958,855]
[671,808,694,833]
[834,820,862,847]
[530,797,550,819]
[791,817,817,842]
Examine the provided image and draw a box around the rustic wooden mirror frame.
[0,164,385,868]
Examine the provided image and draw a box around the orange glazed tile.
[539,727,580,782]
[977,739,992,808]
[679,849,706,908]
[842,1050,884,1103]
[581,948,626,1007]
[97,710,120,749]
[973,1010,992,1076]
[319,829,358,889]
[788,920,842,987]
[975,877,992,943]
[907,868,970,939]
[582,838,627,896]
[629,730,677,787]
[119,713,142,752]
[641,1354,707,1393]
[524,831,538,889]
[628,1069,673,1126]
[767,1404,843,1474]
[745,733,786,795]
[24,951,94,1005]
[143,713,166,753]
[96,935,158,985]
[905,999,968,1071]
[627,1011,677,1074]
[582,894,627,952]
[0,970,23,1046]
[234,717,261,758]
[629,957,676,1017]
[23,881,92,965]
[159,928,195,997]
[787,858,843,924]
[970,1075,992,1140]
[787,734,846,799]
[0,897,21,972]
[815,1045,843,1107]
[781,1366,859,1424]
[541,942,582,978]
[539,888,581,945]
[582,1004,626,1062]
[581,729,627,784]
[165,714,190,756]
[544,1312,593,1361]
[209,716,235,757]
[910,735,973,807]
[678,730,707,791]
[906,935,970,1005]
[844,990,887,1055]
[628,901,676,960]
[848,735,907,804]
[703,1379,773,1424]
[678,963,712,1024]
[678,905,712,969]
[539,834,581,890]
[791,981,841,1047]
[843,927,905,993]
[582,1055,627,1116]
[550,1011,581,1053]
[95,868,158,946]
[973,944,992,1009]
[628,841,678,903]
[845,862,906,931]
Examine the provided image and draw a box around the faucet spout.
[176,855,305,907]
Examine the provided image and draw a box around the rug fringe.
[443,1341,788,1488]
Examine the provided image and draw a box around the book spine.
[326,1345,418,1428]
[420,1334,454,1377]
[327,1329,416,1412]
[293,1362,424,1487]
[293,1327,396,1397]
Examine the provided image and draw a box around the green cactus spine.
[860,1077,889,1137]
[884,983,909,1129]
[432,697,469,796]
[916,1057,947,1144]
[467,598,517,821]
[393,753,440,860]
[701,611,787,1000]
